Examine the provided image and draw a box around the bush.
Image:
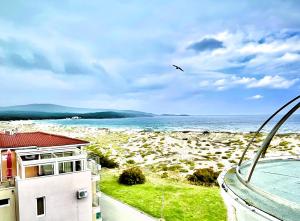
[187,168,220,186]
[161,172,168,178]
[88,152,119,168]
[127,159,135,164]
[119,167,146,185]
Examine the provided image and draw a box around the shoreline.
[2,119,299,134]
[1,120,299,179]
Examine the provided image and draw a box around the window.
[22,155,38,161]
[40,164,54,176]
[36,197,45,216]
[40,154,52,159]
[0,198,10,207]
[59,161,74,174]
[64,161,73,173]
[75,161,82,171]
[64,152,74,157]
[59,162,64,173]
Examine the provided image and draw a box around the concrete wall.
[16,171,92,221]
[0,187,16,221]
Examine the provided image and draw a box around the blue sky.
[0,0,299,114]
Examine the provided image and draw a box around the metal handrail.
[236,95,300,182]
[246,102,300,182]
[238,95,300,167]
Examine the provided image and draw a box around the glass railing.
[96,180,101,192]
[92,193,100,207]
[87,160,101,176]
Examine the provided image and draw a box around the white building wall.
[16,171,92,221]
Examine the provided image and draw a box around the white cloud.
[174,29,300,79]
[239,42,290,54]
[247,75,298,89]
[248,94,263,100]
[278,53,300,62]
[210,75,298,90]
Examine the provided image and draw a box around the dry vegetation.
[2,121,299,180]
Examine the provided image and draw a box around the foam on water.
[35,115,300,132]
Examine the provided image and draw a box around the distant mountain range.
[0,104,154,121]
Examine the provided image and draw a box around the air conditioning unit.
[77,189,88,199]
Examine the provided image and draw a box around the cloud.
[247,75,299,89]
[187,38,224,52]
[235,55,256,63]
[5,52,53,71]
[173,29,300,87]
[278,53,300,62]
[211,75,298,90]
[0,37,107,76]
[248,94,263,100]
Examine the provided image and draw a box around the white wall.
[16,171,92,221]
[0,187,16,221]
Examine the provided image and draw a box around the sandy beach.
[1,120,299,179]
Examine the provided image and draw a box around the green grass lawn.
[100,169,226,221]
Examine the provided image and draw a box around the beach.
[1,120,299,179]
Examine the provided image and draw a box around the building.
[0,131,102,221]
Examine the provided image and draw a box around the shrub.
[217,162,224,168]
[88,152,119,168]
[279,140,289,147]
[127,159,136,164]
[161,172,168,178]
[168,164,182,171]
[119,167,146,185]
[187,168,220,186]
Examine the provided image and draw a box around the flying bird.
[172,64,184,72]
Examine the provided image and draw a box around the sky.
[0,0,300,114]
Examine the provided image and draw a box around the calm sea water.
[38,115,300,133]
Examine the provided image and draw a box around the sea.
[37,114,300,133]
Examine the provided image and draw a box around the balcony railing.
[15,147,88,179]
[92,193,100,207]
[0,177,15,189]
[87,160,101,176]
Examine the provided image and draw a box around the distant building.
[0,131,101,221]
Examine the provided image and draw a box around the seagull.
[172,64,184,72]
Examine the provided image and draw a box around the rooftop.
[0,131,89,148]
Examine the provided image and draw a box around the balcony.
[15,147,88,179]
[0,177,15,189]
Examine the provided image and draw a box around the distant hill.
[0,104,154,121]
[0,104,114,113]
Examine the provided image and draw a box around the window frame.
[36,196,46,217]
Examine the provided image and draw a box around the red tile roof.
[0,132,89,148]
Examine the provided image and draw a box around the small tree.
[119,167,146,185]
